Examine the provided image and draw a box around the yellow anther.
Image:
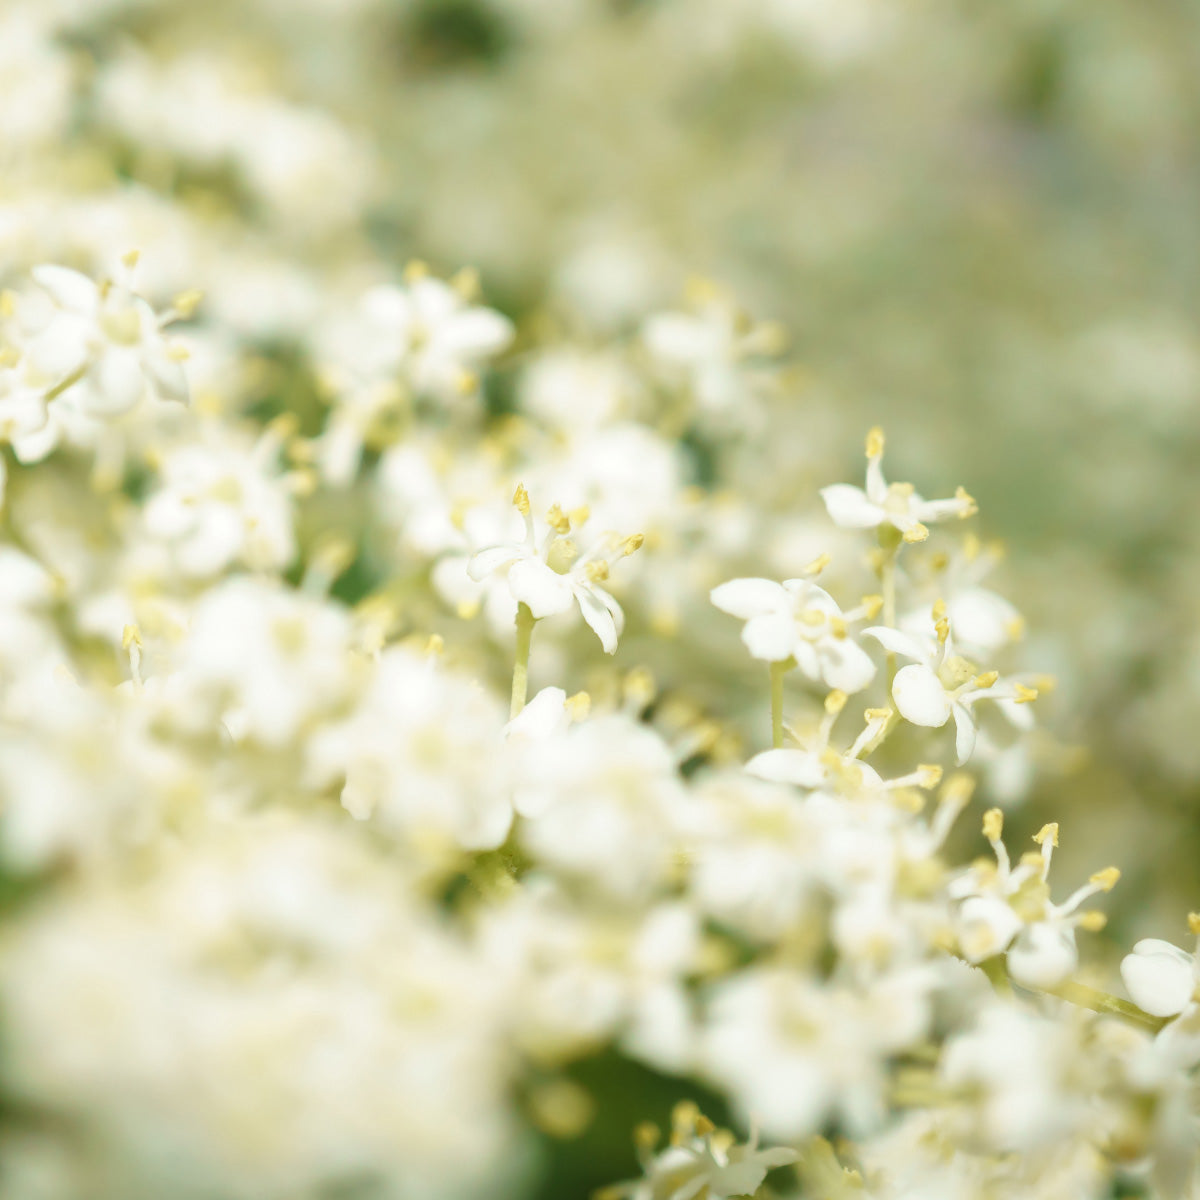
[865,427,885,458]
[586,560,610,582]
[167,344,191,362]
[621,533,645,557]
[403,259,429,283]
[565,691,591,721]
[941,773,976,807]
[955,486,978,517]
[0,346,19,368]
[455,368,479,396]
[903,523,930,544]
[1005,616,1026,641]
[982,808,1003,842]
[266,412,300,442]
[623,667,656,709]
[819,747,844,769]
[569,504,591,527]
[798,609,826,627]
[546,503,571,533]
[424,634,444,657]
[804,551,832,576]
[828,615,848,639]
[1188,912,1200,936]
[455,597,481,620]
[934,617,950,644]
[932,599,947,621]
[974,671,999,689]
[963,532,982,561]
[683,275,720,305]
[694,1114,716,1137]
[121,623,142,651]
[929,551,950,572]
[633,1121,660,1153]
[860,594,883,619]
[1033,823,1059,848]
[1078,911,1108,932]
[917,764,943,788]
[512,483,530,516]
[1089,867,1120,892]
[670,1100,700,1142]
[450,265,480,301]
[864,706,892,722]
[1013,683,1038,704]
[1034,674,1056,693]
[171,289,203,319]
[824,689,848,715]
[121,248,141,270]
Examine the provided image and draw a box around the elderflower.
[821,427,976,542]
[864,604,1036,763]
[468,484,643,653]
[1121,917,1200,1019]
[24,260,191,416]
[710,574,879,692]
[599,1104,798,1200]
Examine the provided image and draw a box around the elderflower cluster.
[0,6,1197,1199]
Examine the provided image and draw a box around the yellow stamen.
[1089,867,1120,892]
[903,523,930,544]
[546,503,571,533]
[1033,823,1059,848]
[982,808,1003,841]
[565,691,591,721]
[917,764,943,788]
[621,533,645,557]
[974,671,999,689]
[1013,683,1038,704]
[1188,913,1200,936]
[824,689,848,715]
[955,486,978,517]
[860,593,883,619]
[865,427,885,458]
[172,289,203,319]
[1078,911,1107,932]
[804,551,832,576]
[513,483,530,516]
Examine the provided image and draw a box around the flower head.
[821,427,976,543]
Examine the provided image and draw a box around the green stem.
[769,660,786,749]
[44,364,87,404]
[1046,979,1168,1033]
[510,602,535,718]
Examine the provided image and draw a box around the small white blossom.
[711,574,878,692]
[26,261,190,417]
[468,484,641,654]
[821,427,976,542]
[1122,928,1200,1019]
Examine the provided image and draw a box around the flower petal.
[466,542,526,582]
[1121,941,1197,1018]
[32,264,98,313]
[892,664,951,727]
[952,702,977,765]
[710,577,787,620]
[820,484,883,529]
[1007,924,1078,990]
[861,626,931,663]
[745,748,826,788]
[818,636,876,693]
[576,584,622,654]
[507,557,574,618]
[741,613,797,662]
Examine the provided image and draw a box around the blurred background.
[5,0,1200,1192]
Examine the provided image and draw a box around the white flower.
[710,574,877,692]
[821,427,975,542]
[1122,933,1200,1019]
[951,810,1119,989]
[601,1103,798,1200]
[142,423,297,577]
[26,262,190,417]
[863,612,1036,764]
[467,485,641,654]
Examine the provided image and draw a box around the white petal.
[957,895,1022,962]
[436,309,514,359]
[820,484,884,529]
[1007,924,1078,990]
[892,664,951,727]
[508,557,574,618]
[1121,942,1197,1017]
[91,349,145,415]
[32,264,98,313]
[952,702,977,765]
[745,748,826,788]
[861,626,930,663]
[466,542,525,581]
[506,686,567,740]
[710,577,787,620]
[948,587,1020,653]
[576,584,621,654]
[642,313,710,364]
[741,613,797,662]
[143,347,189,403]
[818,636,876,693]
